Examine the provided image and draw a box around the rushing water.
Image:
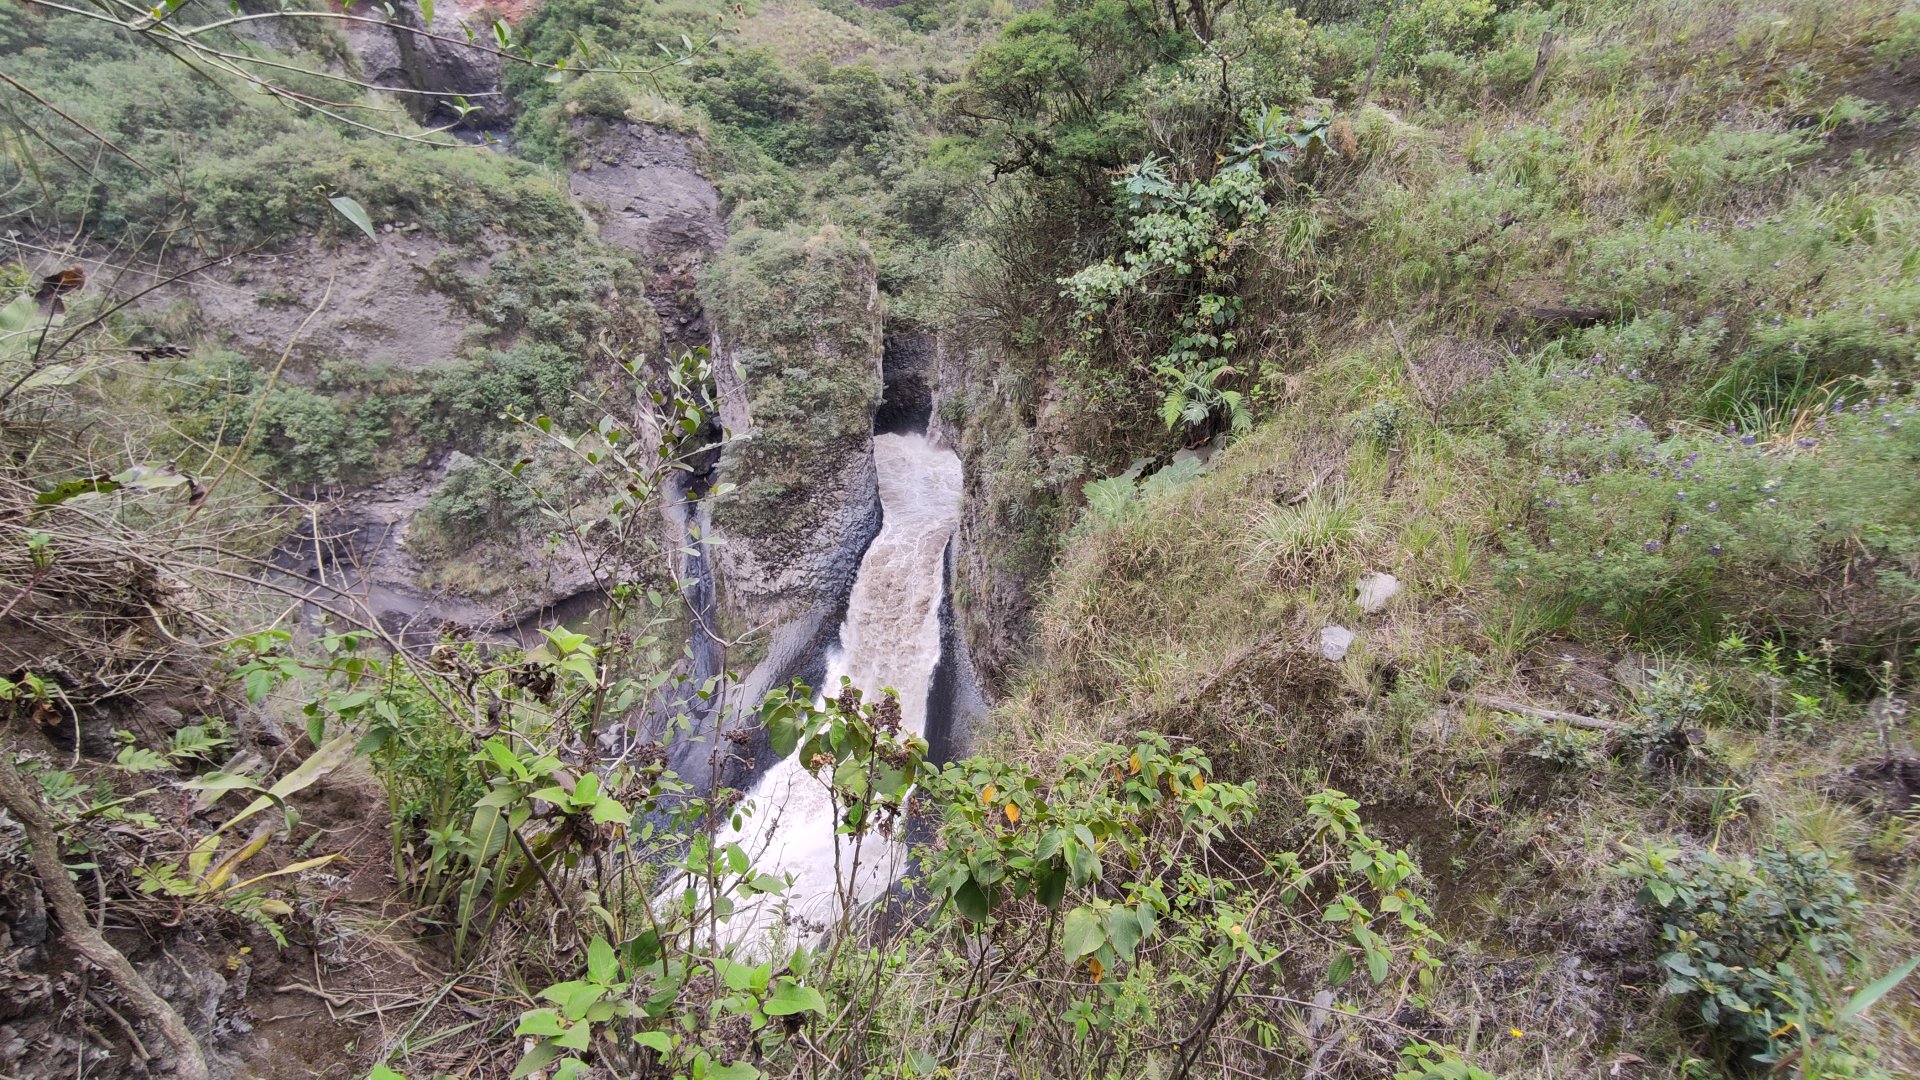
[720,431,964,943]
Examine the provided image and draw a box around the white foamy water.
[719,432,963,945]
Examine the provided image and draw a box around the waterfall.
[720,431,963,943]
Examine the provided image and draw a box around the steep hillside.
[939,0,1920,1075]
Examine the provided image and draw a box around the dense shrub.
[428,344,588,443]
[255,386,367,487]
[1622,845,1865,1067]
[441,245,653,353]
[1494,348,1920,648]
[414,455,538,548]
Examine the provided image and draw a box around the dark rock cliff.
[342,0,510,130]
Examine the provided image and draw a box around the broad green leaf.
[552,1021,592,1051]
[1106,906,1143,961]
[1366,945,1389,984]
[586,937,617,984]
[229,851,342,891]
[1062,906,1104,961]
[328,196,377,241]
[764,979,827,1017]
[1328,952,1355,987]
[1035,865,1066,910]
[181,771,263,803]
[34,474,116,505]
[719,959,756,992]
[634,1031,671,1053]
[515,1009,568,1037]
[953,875,990,923]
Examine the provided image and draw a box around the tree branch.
[0,748,211,1080]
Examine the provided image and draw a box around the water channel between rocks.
[720,431,964,944]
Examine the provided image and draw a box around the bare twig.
[1356,13,1393,109]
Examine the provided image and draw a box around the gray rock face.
[133,230,501,370]
[342,0,510,129]
[876,332,936,435]
[269,462,605,647]
[567,121,727,346]
[715,449,883,636]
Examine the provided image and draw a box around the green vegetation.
[0,7,578,248]
[939,0,1920,1075]
[3,0,1919,1078]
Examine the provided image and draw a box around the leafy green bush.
[1661,126,1816,212]
[254,386,369,486]
[1495,351,1920,646]
[1493,360,1799,617]
[441,244,655,354]
[562,74,637,122]
[1621,844,1866,1068]
[1075,456,1202,535]
[1365,0,1498,83]
[413,456,538,550]
[428,344,588,444]
[814,65,903,152]
[1061,111,1329,435]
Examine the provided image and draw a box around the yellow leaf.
[186,832,221,881]
[1087,956,1104,984]
[980,784,997,805]
[1127,751,1141,775]
[199,824,273,893]
[230,852,344,893]
[1193,773,1207,792]
[1004,803,1020,824]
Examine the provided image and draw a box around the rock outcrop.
[567,120,727,347]
[341,0,511,130]
[698,224,885,691]
[875,332,936,434]
[147,229,500,370]
[939,335,1044,695]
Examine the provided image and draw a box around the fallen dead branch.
[1448,691,1627,732]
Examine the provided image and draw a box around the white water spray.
[720,432,963,945]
